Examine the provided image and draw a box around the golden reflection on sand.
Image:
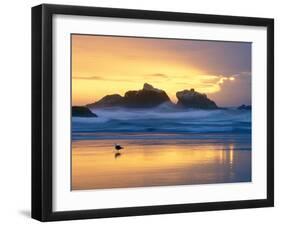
[72,140,251,190]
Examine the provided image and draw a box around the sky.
[72,34,251,107]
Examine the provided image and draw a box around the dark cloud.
[148,39,252,76]
[145,73,168,78]
[208,73,251,107]
[72,76,103,80]
[72,76,131,82]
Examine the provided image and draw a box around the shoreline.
[72,134,251,190]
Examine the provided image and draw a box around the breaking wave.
[72,105,251,135]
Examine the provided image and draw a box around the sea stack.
[176,88,218,109]
[87,83,171,108]
[237,104,251,110]
[122,83,171,108]
[72,106,98,117]
[87,94,123,108]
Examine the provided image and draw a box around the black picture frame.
[32,3,274,222]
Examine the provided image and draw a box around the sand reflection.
[72,135,251,190]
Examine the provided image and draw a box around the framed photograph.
[32,4,274,221]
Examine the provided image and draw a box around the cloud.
[208,73,251,106]
[72,76,103,80]
[144,73,168,78]
[72,75,132,82]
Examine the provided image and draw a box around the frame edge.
[266,18,274,207]
[31,3,275,221]
[31,4,44,221]
[32,4,54,222]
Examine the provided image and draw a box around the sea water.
[71,106,251,190]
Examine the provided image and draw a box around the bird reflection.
[114,152,122,159]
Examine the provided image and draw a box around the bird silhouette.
[115,144,124,151]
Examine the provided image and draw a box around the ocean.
[71,106,251,190]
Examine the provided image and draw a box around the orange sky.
[72,34,251,107]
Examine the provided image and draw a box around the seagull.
[115,144,124,151]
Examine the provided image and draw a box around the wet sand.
[71,133,251,190]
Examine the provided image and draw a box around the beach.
[72,132,251,190]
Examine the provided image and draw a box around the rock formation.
[87,94,123,108]
[176,88,218,109]
[122,83,171,108]
[88,83,171,108]
[237,104,251,110]
[86,85,219,109]
[72,106,98,117]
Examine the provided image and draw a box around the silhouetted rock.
[123,83,171,108]
[72,106,97,117]
[87,83,171,108]
[237,104,251,110]
[87,94,123,108]
[176,88,218,109]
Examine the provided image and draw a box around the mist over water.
[72,106,251,139]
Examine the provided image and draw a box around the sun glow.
[72,34,250,106]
